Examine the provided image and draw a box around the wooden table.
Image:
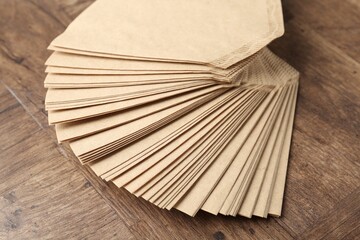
[1,1,359,239]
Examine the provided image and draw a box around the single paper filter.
[44,0,299,218]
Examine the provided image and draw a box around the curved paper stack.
[44,0,299,218]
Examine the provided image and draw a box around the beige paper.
[200,88,284,215]
[162,93,269,210]
[111,88,267,188]
[220,88,289,216]
[43,0,299,218]
[45,81,214,110]
[50,0,283,68]
[238,85,294,218]
[70,89,227,163]
[136,91,266,204]
[48,84,220,124]
[55,86,223,142]
[46,66,208,75]
[46,51,253,76]
[89,88,247,176]
[173,90,277,216]
[267,81,299,217]
[44,73,217,88]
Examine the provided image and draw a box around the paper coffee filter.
[50,0,283,68]
[43,0,299,219]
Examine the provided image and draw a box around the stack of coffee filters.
[44,0,299,218]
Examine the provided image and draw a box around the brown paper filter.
[50,0,283,68]
[44,0,299,219]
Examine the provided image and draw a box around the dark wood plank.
[0,88,136,239]
[0,83,41,151]
[268,17,360,236]
[301,187,360,240]
[282,0,360,63]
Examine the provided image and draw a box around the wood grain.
[0,0,359,239]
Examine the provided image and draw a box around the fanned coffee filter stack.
[44,0,299,218]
